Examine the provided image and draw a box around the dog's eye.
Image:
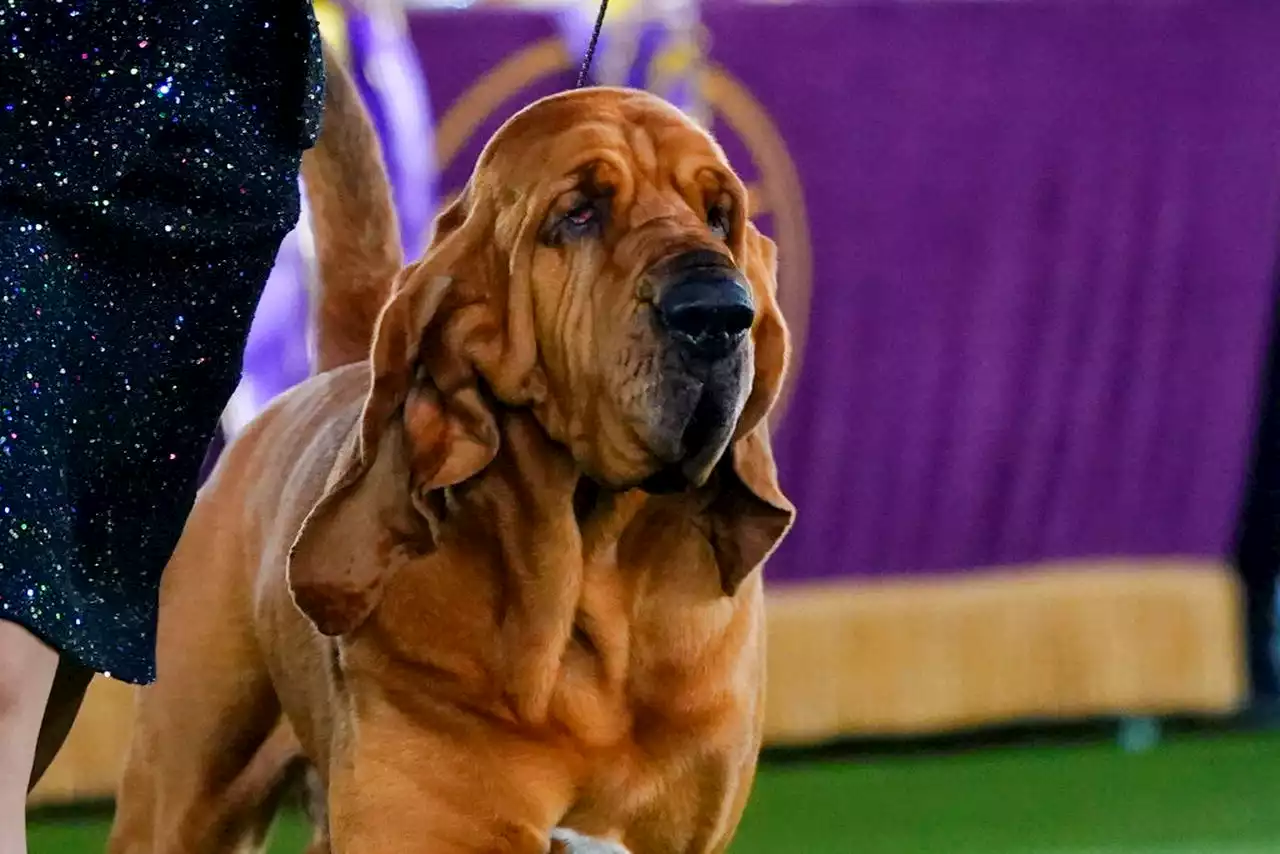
[560,200,601,239]
[708,205,731,240]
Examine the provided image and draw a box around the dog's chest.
[554,566,764,748]
[555,583,764,850]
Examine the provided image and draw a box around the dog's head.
[289,88,794,636]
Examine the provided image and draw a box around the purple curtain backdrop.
[700,1,1280,582]
[409,1,1280,584]
[343,2,436,259]
[553,3,699,115]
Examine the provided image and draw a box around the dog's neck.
[435,408,718,727]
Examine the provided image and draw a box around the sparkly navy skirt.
[0,1,323,684]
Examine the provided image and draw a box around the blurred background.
[27,0,1280,850]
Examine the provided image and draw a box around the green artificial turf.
[29,731,1280,853]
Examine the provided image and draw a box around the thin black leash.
[576,0,611,88]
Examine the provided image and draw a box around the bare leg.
[0,620,59,854]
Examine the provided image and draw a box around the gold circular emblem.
[432,38,811,424]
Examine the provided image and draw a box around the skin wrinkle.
[626,122,661,187]
[536,235,594,470]
[536,120,710,482]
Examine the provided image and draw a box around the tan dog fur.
[108,45,794,854]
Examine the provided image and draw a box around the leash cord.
[576,0,611,88]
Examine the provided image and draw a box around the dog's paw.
[549,827,631,854]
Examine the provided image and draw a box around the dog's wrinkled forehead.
[476,88,727,193]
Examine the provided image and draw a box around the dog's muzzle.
[654,249,755,362]
[641,250,755,494]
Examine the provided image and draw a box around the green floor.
[29,731,1280,853]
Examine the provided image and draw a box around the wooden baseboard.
[763,560,1245,745]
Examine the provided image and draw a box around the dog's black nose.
[657,275,755,358]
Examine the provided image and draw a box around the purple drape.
[702,1,1280,582]
[342,3,436,259]
[411,1,1280,584]
[553,3,700,116]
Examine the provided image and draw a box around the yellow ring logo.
[432,38,811,425]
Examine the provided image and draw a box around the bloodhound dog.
[108,43,794,854]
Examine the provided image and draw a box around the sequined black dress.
[0,1,323,684]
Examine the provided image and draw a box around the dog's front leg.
[326,707,580,854]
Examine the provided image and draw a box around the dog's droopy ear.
[735,221,788,438]
[708,424,795,596]
[709,221,795,595]
[288,200,504,636]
